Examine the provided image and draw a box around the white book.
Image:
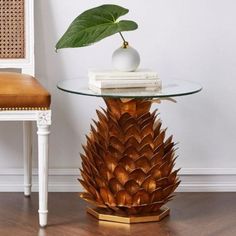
[89,85,161,95]
[89,78,162,89]
[88,69,159,81]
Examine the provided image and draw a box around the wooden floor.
[0,193,236,236]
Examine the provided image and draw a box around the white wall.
[1,0,236,191]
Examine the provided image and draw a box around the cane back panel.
[0,0,25,59]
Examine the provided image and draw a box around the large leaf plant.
[56,4,138,50]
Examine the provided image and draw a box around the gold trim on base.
[87,206,170,224]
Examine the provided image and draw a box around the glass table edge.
[57,84,203,99]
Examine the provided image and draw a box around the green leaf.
[56,4,138,50]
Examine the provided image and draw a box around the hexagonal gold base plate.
[87,206,170,224]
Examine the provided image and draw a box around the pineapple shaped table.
[57,79,202,224]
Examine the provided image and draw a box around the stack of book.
[88,69,162,94]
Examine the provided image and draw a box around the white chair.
[0,0,51,227]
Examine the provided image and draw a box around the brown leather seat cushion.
[0,72,51,109]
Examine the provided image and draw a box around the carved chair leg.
[37,124,50,227]
[23,121,32,197]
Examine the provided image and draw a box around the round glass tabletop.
[57,78,202,98]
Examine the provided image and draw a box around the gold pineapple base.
[87,206,170,224]
[80,98,180,220]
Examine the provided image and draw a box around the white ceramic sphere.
[112,45,140,72]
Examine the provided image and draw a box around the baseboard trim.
[179,168,236,175]
[1,168,236,192]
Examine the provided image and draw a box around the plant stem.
[119,32,128,48]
